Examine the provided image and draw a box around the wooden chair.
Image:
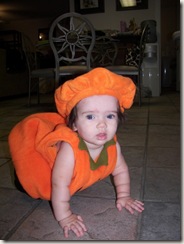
[49,12,96,86]
[22,34,55,105]
[106,25,149,106]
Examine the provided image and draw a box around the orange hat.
[55,67,136,118]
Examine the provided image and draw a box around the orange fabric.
[8,113,64,200]
[9,68,135,200]
[8,113,117,200]
[55,67,136,118]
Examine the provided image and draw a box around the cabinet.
[0,31,28,98]
[0,30,26,73]
[0,30,22,50]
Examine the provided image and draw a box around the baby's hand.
[116,196,144,214]
[58,213,87,238]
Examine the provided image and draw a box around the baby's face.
[73,95,119,149]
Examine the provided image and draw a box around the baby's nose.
[96,119,107,128]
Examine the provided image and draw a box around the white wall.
[0,18,53,45]
[70,0,160,35]
[70,0,161,78]
[1,0,161,45]
[70,0,161,96]
[0,0,161,95]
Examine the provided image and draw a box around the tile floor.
[0,89,181,241]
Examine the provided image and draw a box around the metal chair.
[49,12,96,86]
[91,36,117,67]
[22,34,55,105]
[106,25,149,106]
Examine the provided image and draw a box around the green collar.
[78,137,116,171]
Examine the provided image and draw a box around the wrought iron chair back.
[49,12,96,85]
[91,36,117,67]
[106,25,149,106]
[22,34,54,105]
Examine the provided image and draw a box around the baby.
[9,67,144,238]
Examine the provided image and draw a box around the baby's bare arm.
[52,142,87,237]
[112,142,144,213]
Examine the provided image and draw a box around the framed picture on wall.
[116,0,148,11]
[75,0,105,14]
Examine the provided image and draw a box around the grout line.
[166,92,180,114]
[136,96,150,240]
[140,99,150,201]
[4,199,43,240]
[136,92,180,240]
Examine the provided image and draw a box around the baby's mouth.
[96,133,107,140]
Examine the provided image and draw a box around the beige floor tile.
[139,202,180,240]
[8,197,140,241]
[0,89,181,241]
[121,146,145,167]
[148,124,180,135]
[144,167,180,202]
[0,141,11,158]
[0,162,15,189]
[147,147,180,167]
[0,188,41,240]
[147,133,180,147]
[118,133,146,147]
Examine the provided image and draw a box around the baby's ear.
[72,123,77,131]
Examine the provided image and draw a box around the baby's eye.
[107,114,116,119]
[86,114,95,120]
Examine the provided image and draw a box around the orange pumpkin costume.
[8,67,136,200]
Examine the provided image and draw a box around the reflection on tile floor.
[0,89,181,240]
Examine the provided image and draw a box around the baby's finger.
[71,222,85,237]
[116,202,123,211]
[135,200,144,205]
[77,215,84,222]
[132,202,144,212]
[125,204,134,214]
[79,221,87,232]
[63,226,69,238]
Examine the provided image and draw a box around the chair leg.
[137,75,142,107]
[139,84,142,107]
[28,77,40,105]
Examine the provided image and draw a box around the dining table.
[109,31,141,65]
[35,31,141,67]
